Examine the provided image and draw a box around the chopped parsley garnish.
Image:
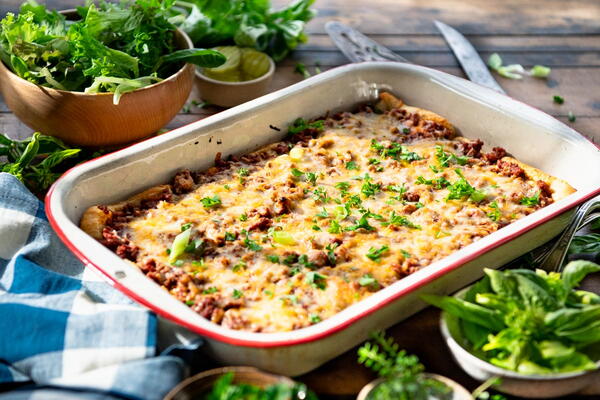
[298,254,316,270]
[368,158,381,165]
[305,172,318,185]
[224,232,237,241]
[445,169,486,202]
[267,254,280,263]
[346,194,363,208]
[224,184,230,190]
[520,192,540,206]
[346,161,359,170]
[335,181,350,191]
[401,249,411,259]
[185,300,195,306]
[487,201,501,221]
[291,168,318,185]
[201,195,221,208]
[366,245,389,262]
[310,314,321,323]
[553,95,564,104]
[416,175,450,189]
[242,230,262,251]
[291,168,304,177]
[288,118,324,135]
[361,181,382,198]
[306,271,327,290]
[345,211,376,232]
[232,260,247,272]
[359,273,380,289]
[238,167,250,176]
[232,289,243,299]
[402,127,410,134]
[181,223,192,231]
[435,145,468,168]
[328,220,342,234]
[325,243,338,265]
[203,287,218,294]
[370,139,421,162]
[383,211,421,229]
[239,213,248,221]
[312,225,321,231]
[313,187,331,203]
[316,208,329,218]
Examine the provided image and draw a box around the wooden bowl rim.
[0,8,194,98]
[163,366,295,400]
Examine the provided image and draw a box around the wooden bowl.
[0,10,195,147]
[163,366,295,400]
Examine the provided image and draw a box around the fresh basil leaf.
[162,48,226,68]
[569,234,600,255]
[555,319,600,344]
[514,274,557,310]
[421,294,505,331]
[562,260,600,292]
[461,319,490,349]
[485,268,518,298]
[545,305,600,331]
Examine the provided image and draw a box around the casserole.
[47,62,600,375]
[77,92,575,333]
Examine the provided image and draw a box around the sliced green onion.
[529,65,551,78]
[553,95,564,104]
[487,53,502,70]
[497,64,525,79]
[568,111,576,122]
[168,228,191,264]
[273,231,296,245]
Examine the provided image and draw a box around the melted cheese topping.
[123,110,551,332]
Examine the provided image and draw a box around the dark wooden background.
[1,1,599,398]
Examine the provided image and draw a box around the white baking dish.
[47,62,600,376]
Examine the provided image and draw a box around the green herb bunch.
[358,332,452,400]
[204,372,318,400]
[0,0,225,104]
[424,261,600,374]
[0,132,99,194]
[172,0,316,62]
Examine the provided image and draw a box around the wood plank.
[303,34,600,53]
[2,0,600,36]
[282,49,600,67]
[302,0,600,35]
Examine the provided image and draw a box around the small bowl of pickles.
[195,46,275,107]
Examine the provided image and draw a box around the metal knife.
[325,20,505,94]
[434,20,505,94]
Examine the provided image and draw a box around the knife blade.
[325,21,410,64]
[434,20,505,94]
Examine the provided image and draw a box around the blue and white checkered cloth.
[0,172,194,400]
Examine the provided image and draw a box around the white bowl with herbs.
[425,261,600,398]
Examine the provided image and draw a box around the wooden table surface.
[1,1,599,399]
